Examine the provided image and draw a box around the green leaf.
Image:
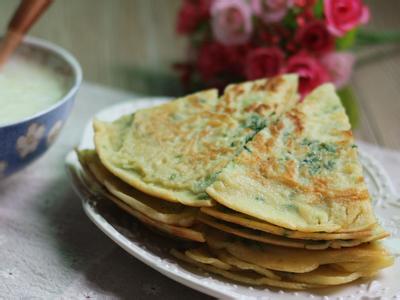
[313,0,324,19]
[283,9,298,30]
[336,29,358,50]
[355,30,400,47]
[337,86,359,128]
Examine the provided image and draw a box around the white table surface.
[1,83,399,300]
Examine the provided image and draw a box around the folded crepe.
[93,75,298,207]
[78,150,198,227]
[206,84,377,233]
[77,150,205,242]
[170,229,393,289]
[198,212,388,250]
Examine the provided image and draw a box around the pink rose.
[295,20,334,54]
[285,53,330,96]
[245,47,284,80]
[211,0,253,46]
[251,0,293,24]
[324,0,370,37]
[320,52,355,88]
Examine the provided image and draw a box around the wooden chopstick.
[0,0,53,67]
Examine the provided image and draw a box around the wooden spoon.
[0,0,53,67]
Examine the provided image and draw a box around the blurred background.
[0,0,399,149]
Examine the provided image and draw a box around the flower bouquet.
[175,0,400,126]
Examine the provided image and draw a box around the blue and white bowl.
[0,36,82,178]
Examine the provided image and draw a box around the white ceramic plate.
[66,98,400,300]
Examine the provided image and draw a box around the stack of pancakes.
[77,74,393,289]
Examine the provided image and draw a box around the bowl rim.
[0,35,83,128]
